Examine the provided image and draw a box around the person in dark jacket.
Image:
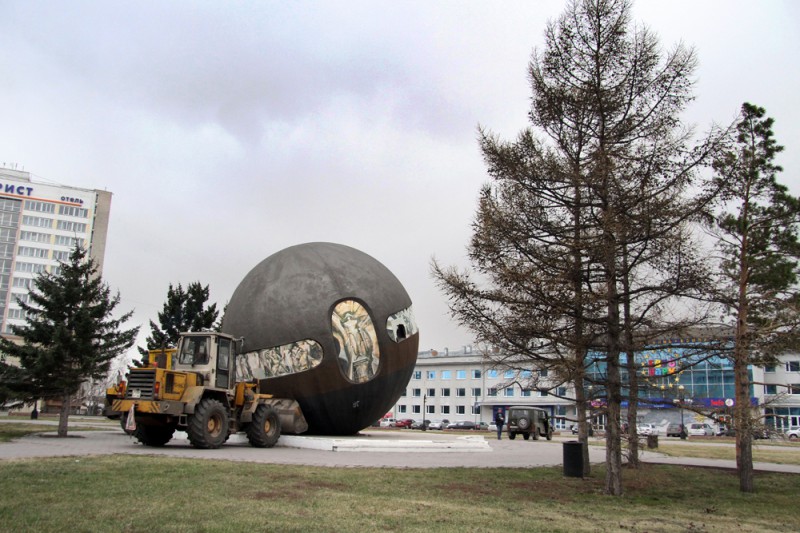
[494,410,505,440]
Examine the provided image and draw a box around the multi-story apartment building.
[0,166,112,337]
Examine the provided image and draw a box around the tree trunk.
[735,340,754,492]
[573,367,591,476]
[58,392,71,437]
[605,353,624,496]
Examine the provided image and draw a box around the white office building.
[391,345,800,434]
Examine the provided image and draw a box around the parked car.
[393,418,414,429]
[411,419,431,430]
[637,423,657,436]
[474,421,489,431]
[687,423,714,436]
[379,418,396,428]
[428,419,449,430]
[447,420,476,430]
[785,427,799,440]
[506,406,553,440]
[666,423,685,437]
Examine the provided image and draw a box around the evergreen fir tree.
[137,282,219,363]
[0,245,138,436]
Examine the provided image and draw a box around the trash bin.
[563,440,584,478]
[647,435,658,449]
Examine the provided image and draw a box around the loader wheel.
[135,424,175,447]
[187,398,229,449]
[247,405,281,448]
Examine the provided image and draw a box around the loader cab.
[174,332,240,390]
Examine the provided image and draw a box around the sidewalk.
[1,422,799,473]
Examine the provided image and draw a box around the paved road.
[1,419,798,473]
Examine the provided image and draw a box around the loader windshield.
[178,336,210,366]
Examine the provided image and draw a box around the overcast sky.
[1,1,798,363]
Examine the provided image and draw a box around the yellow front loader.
[112,332,307,449]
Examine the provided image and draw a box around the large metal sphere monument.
[222,242,419,435]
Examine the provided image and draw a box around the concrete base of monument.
[277,434,492,453]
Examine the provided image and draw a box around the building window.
[765,365,776,373]
[487,370,498,379]
[540,369,549,377]
[790,384,800,395]
[401,389,407,397]
[24,200,55,214]
[426,405,435,414]
[521,389,531,397]
[471,405,481,415]
[488,387,497,397]
[787,361,800,372]
[412,405,421,414]
[58,205,88,218]
[15,262,46,274]
[441,370,451,379]
[441,406,450,414]
[18,246,48,259]
[19,231,50,243]
[427,388,435,397]
[53,250,72,262]
[56,220,87,233]
[441,388,451,397]
[12,278,32,289]
[504,388,514,397]
[456,388,466,397]
[398,405,407,413]
[557,387,567,397]
[22,215,53,228]
[472,387,481,397]
[413,371,421,380]
[54,235,84,247]
[456,370,466,380]
[456,405,466,415]
[765,384,777,395]
[539,390,548,397]
[427,370,436,379]
[472,369,481,379]
[521,370,532,378]
[412,388,421,397]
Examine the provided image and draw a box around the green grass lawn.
[655,442,800,465]
[0,455,797,532]
[0,419,114,442]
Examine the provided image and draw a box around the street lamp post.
[422,394,427,431]
[677,385,686,439]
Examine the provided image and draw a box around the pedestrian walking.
[494,410,505,440]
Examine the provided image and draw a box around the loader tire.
[187,398,229,449]
[135,424,175,447]
[247,405,281,448]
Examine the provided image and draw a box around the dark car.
[447,420,476,430]
[506,406,552,441]
[411,419,431,430]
